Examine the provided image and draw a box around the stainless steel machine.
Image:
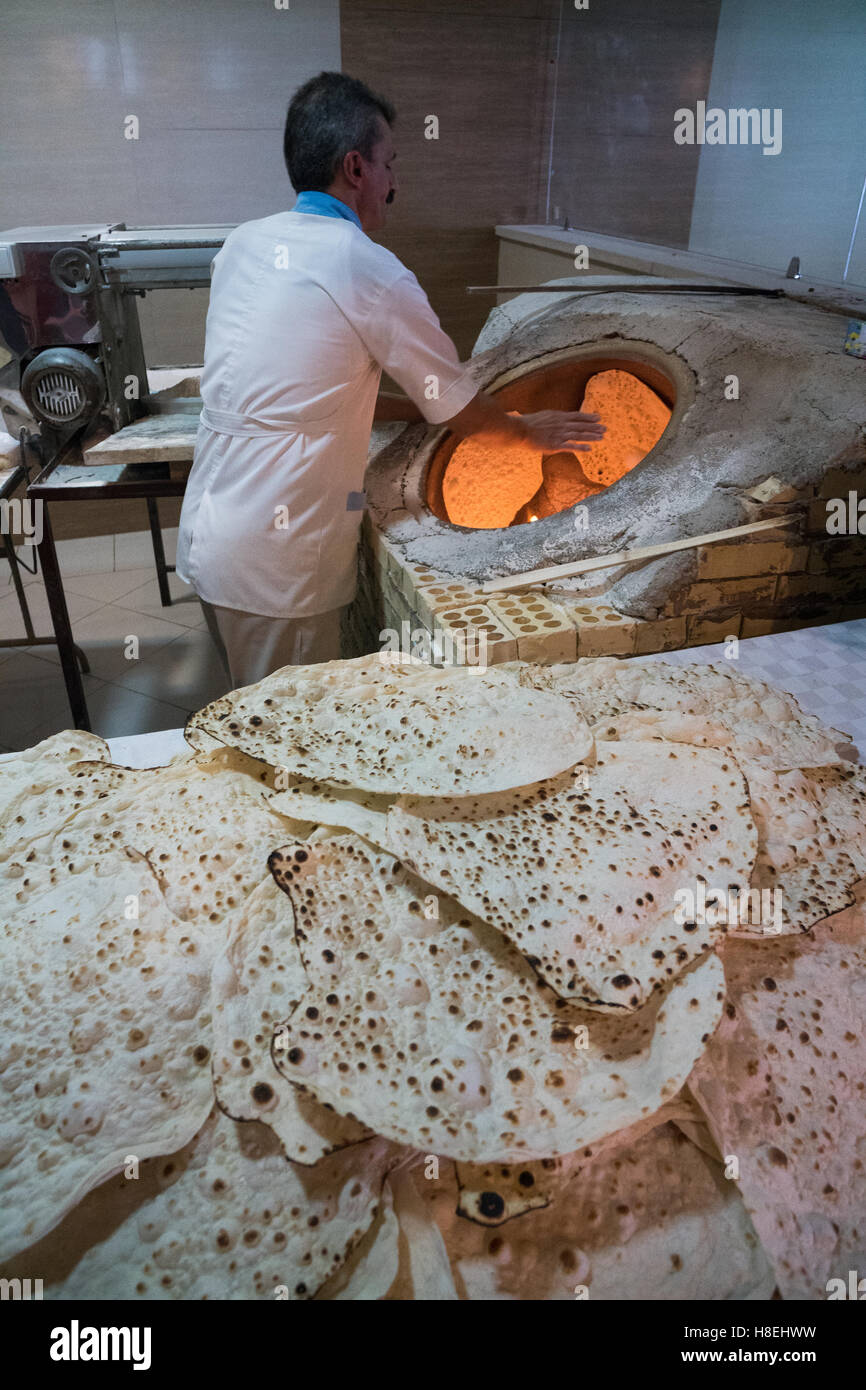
[0,223,231,454]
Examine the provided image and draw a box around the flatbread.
[2,1108,397,1300]
[437,1121,776,1300]
[386,1163,459,1300]
[0,734,118,863]
[548,658,853,770]
[315,1178,401,1300]
[579,369,671,488]
[0,747,314,1260]
[2,748,309,930]
[442,412,544,529]
[185,652,593,795]
[734,765,866,935]
[268,834,725,1162]
[0,857,217,1260]
[688,899,866,1300]
[268,779,394,845]
[453,1093,701,1225]
[211,876,372,1162]
[388,741,756,1009]
[0,728,109,799]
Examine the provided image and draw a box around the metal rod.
[843,174,866,283]
[35,504,91,729]
[467,283,784,296]
[544,0,564,226]
[98,238,226,254]
[146,496,173,607]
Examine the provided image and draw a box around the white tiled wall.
[0,0,341,363]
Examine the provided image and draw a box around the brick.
[398,558,442,604]
[486,593,578,663]
[363,522,404,586]
[696,541,809,581]
[833,601,866,623]
[740,615,808,638]
[558,602,637,657]
[362,515,388,563]
[416,581,482,626]
[384,546,405,586]
[381,566,405,604]
[825,536,866,569]
[776,570,866,603]
[633,617,687,654]
[671,576,777,616]
[687,614,742,647]
[818,467,866,499]
[739,616,776,638]
[807,543,832,574]
[806,498,834,535]
[428,602,518,665]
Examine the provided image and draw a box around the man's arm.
[364,274,604,448]
[373,390,425,423]
[373,385,606,450]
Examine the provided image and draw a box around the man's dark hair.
[284,72,395,193]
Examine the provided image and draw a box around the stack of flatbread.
[1,652,864,1300]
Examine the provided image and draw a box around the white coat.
[175,209,478,617]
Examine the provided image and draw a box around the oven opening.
[426,354,676,529]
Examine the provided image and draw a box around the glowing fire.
[442,370,671,529]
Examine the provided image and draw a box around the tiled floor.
[0,529,230,753]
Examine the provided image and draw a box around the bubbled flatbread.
[442,412,544,529]
[388,741,756,1010]
[732,764,866,936]
[688,900,866,1300]
[2,747,308,932]
[548,657,853,770]
[0,727,109,810]
[1,1108,397,1301]
[268,779,395,845]
[268,834,725,1163]
[422,1121,775,1301]
[211,876,372,1162]
[185,652,593,796]
[0,733,117,862]
[453,1093,701,1226]
[314,1178,402,1300]
[579,369,670,488]
[0,856,217,1260]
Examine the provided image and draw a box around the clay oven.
[347,284,866,664]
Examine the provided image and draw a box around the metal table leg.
[0,534,90,671]
[1,530,37,640]
[37,505,91,730]
[146,496,172,607]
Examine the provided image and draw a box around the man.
[177,72,605,689]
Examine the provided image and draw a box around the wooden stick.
[479,514,798,594]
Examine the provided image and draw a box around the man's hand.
[519,410,606,453]
[444,391,605,453]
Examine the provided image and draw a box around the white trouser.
[200,599,343,690]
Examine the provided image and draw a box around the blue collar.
[293,191,363,231]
